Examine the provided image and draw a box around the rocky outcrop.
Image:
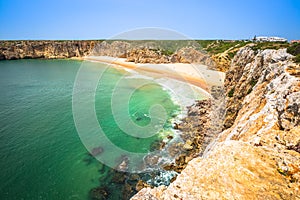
[91,41,131,58]
[125,47,216,67]
[0,40,216,69]
[91,40,216,66]
[161,85,225,174]
[0,40,95,60]
[223,47,294,129]
[174,47,216,67]
[131,48,300,199]
[160,100,214,173]
[211,53,231,72]
[125,48,171,64]
[132,138,300,200]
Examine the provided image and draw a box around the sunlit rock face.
[131,47,300,200]
[0,40,216,69]
[0,40,95,59]
[223,47,295,130]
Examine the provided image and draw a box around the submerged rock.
[135,180,151,192]
[89,186,110,200]
[115,156,129,172]
[90,147,104,156]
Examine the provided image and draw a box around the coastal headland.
[1,39,300,199]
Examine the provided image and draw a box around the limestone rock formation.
[124,47,216,67]
[0,40,216,69]
[131,47,300,199]
[125,48,170,64]
[0,40,95,59]
[223,47,293,129]
[91,41,131,57]
[174,47,216,67]
[132,140,299,200]
[161,100,214,173]
[211,53,231,72]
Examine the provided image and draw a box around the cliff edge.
[131,47,300,199]
[0,40,95,59]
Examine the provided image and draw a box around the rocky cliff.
[125,47,215,67]
[131,47,300,199]
[0,40,216,67]
[0,40,95,60]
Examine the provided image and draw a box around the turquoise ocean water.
[0,60,180,200]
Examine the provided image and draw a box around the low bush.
[287,43,300,63]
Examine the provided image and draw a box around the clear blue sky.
[0,0,299,40]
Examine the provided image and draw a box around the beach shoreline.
[81,56,225,94]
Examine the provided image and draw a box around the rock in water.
[89,187,109,200]
[90,147,103,156]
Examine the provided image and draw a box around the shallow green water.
[0,59,179,200]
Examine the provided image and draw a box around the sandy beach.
[83,56,225,92]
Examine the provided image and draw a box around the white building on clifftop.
[254,36,287,42]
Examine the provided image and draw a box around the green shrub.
[287,43,300,55]
[196,40,250,55]
[294,54,300,63]
[287,43,300,64]
[228,51,237,59]
[161,49,174,56]
[228,87,235,97]
[245,79,258,94]
[247,88,253,94]
[251,42,289,52]
[249,79,258,87]
[196,40,215,49]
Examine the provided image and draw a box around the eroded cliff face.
[93,41,215,66]
[0,40,216,68]
[131,47,300,199]
[0,40,95,59]
[125,47,216,67]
